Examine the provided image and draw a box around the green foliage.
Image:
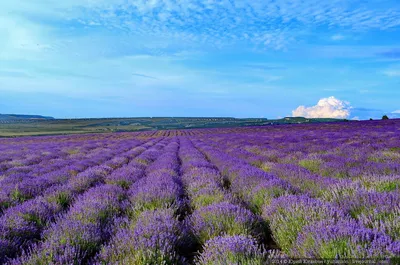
[199,252,266,265]
[259,162,273,172]
[66,149,80,155]
[22,213,45,227]
[272,215,306,253]
[298,159,322,174]
[129,199,179,219]
[249,187,289,215]
[378,182,399,192]
[11,188,29,203]
[0,201,11,213]
[116,180,130,190]
[48,191,72,209]
[382,115,389,120]
[389,147,400,152]
[318,239,352,258]
[192,193,226,209]
[119,249,180,265]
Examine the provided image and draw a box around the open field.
[0,117,343,137]
[0,119,399,264]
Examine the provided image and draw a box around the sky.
[1,0,400,119]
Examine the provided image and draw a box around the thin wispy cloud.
[383,69,400,77]
[2,0,400,54]
[0,70,32,78]
[297,45,400,59]
[1,0,400,118]
[243,64,287,71]
[331,34,345,41]
[132,73,158,80]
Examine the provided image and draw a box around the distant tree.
[369,118,373,121]
[382,115,389,120]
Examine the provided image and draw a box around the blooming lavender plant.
[243,178,296,214]
[0,196,57,245]
[271,164,340,197]
[292,219,400,258]
[182,167,228,209]
[14,184,125,264]
[129,173,183,217]
[97,209,186,265]
[334,190,400,219]
[359,208,400,242]
[357,174,400,192]
[263,195,347,253]
[196,235,267,265]
[187,202,261,245]
[335,191,400,241]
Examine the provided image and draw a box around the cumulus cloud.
[292,96,351,119]
[392,110,400,114]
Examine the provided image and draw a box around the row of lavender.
[99,137,286,264]
[9,137,201,264]
[1,136,169,263]
[1,134,225,264]
[0,134,149,213]
[179,137,285,264]
[202,121,400,189]
[96,139,187,264]
[194,120,400,259]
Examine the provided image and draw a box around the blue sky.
[1,0,399,119]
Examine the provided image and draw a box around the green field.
[0,117,345,137]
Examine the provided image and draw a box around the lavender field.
[1,120,400,264]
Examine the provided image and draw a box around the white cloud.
[383,70,400,77]
[331,34,345,41]
[392,110,400,114]
[292,96,351,119]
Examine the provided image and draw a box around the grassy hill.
[0,114,54,120]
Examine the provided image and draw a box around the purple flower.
[197,235,266,265]
[263,195,347,253]
[129,173,183,216]
[293,219,399,258]
[243,178,296,214]
[188,202,260,244]
[97,209,186,264]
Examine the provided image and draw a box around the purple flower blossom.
[263,195,347,253]
[293,219,400,258]
[129,173,183,216]
[188,202,260,245]
[196,235,266,265]
[97,209,186,264]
